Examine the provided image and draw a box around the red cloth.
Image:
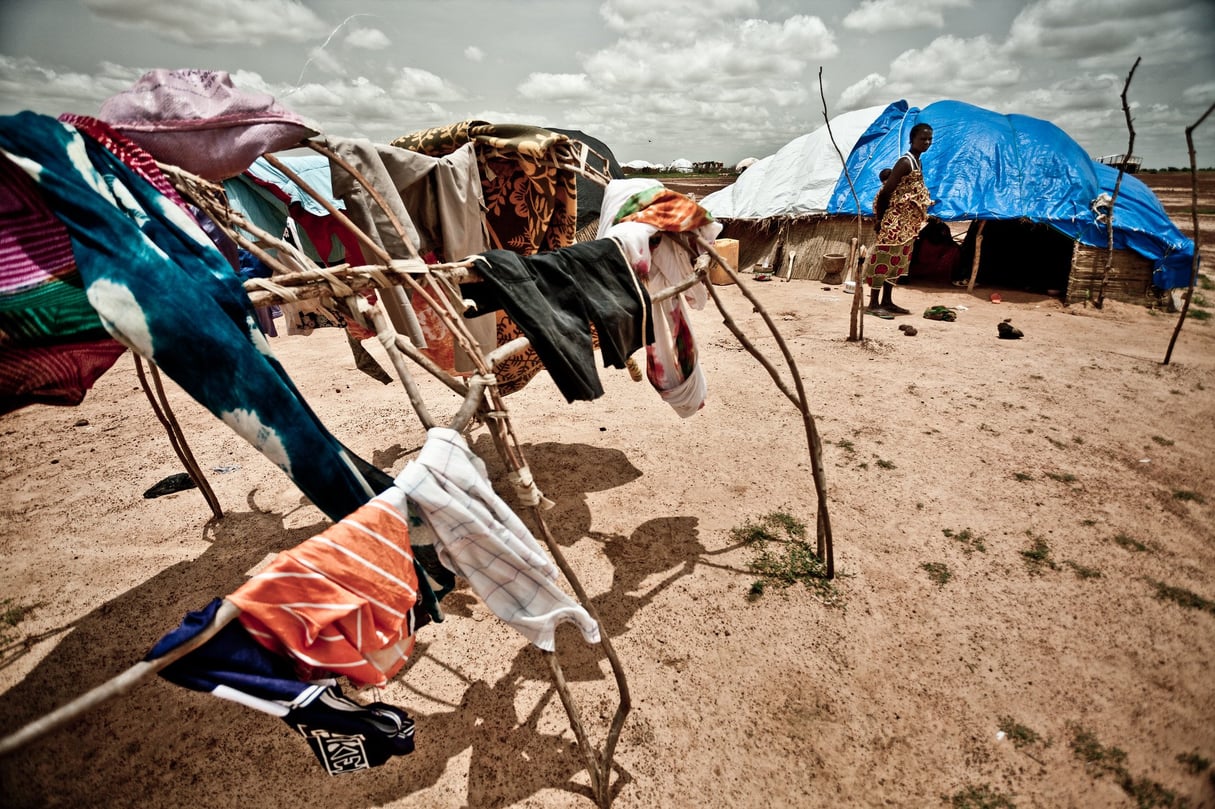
[230,495,420,687]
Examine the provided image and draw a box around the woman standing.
[866,123,933,316]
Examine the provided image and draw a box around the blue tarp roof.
[827,100,1196,290]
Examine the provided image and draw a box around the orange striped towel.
[229,495,419,687]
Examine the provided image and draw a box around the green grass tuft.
[947,784,1017,809]
[1020,534,1058,574]
[1151,581,1215,614]
[736,512,842,607]
[921,562,952,587]
[1113,533,1149,552]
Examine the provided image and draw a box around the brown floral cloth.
[868,158,930,288]
[392,121,581,395]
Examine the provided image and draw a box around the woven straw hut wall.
[719,215,868,281]
[1066,241,1162,307]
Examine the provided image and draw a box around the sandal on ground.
[865,307,895,320]
[883,303,911,315]
[923,305,957,322]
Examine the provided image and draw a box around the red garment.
[230,495,420,687]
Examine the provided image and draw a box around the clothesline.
[0,113,832,809]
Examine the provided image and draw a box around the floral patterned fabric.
[868,155,930,287]
[392,121,580,395]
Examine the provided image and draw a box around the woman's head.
[910,123,934,154]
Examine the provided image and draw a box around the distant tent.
[622,159,657,172]
[669,158,693,173]
[546,127,625,237]
[701,105,887,279]
[828,99,1195,302]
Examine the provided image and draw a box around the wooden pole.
[1097,57,1141,309]
[1164,100,1215,365]
[966,220,986,292]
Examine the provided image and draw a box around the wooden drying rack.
[0,135,834,809]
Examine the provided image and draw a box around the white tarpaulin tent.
[701,105,887,219]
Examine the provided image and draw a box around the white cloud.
[843,0,973,32]
[0,55,140,116]
[464,46,485,62]
[83,0,329,45]
[1181,82,1215,106]
[518,73,593,102]
[837,72,889,112]
[391,67,465,102]
[344,27,390,50]
[1006,0,1211,67]
[303,47,346,78]
[584,13,835,92]
[599,0,758,36]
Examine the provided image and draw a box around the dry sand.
[1,176,1213,809]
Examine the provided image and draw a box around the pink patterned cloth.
[98,69,317,180]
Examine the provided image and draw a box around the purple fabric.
[0,153,76,294]
[98,69,317,181]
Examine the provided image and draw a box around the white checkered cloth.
[393,428,600,651]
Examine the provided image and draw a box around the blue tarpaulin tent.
[827,100,1195,290]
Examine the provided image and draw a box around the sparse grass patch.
[1150,435,1175,447]
[1113,533,1149,552]
[1071,726,1128,779]
[1177,751,1210,775]
[734,512,842,607]
[1151,581,1215,615]
[876,458,896,469]
[1081,519,1097,527]
[833,438,856,455]
[946,784,1016,809]
[943,527,986,554]
[0,599,39,644]
[1020,534,1058,574]
[921,562,952,587]
[1072,436,1084,445]
[1172,489,1206,504]
[1188,308,1211,321]
[1045,435,1068,449]
[1013,471,1034,482]
[1046,471,1078,484]
[1064,559,1102,579]
[998,716,1046,751]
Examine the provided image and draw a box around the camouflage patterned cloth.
[392,121,581,395]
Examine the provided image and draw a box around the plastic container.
[709,238,739,285]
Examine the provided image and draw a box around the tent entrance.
[958,219,1073,295]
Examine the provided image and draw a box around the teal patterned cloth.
[0,111,382,521]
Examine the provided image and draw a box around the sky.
[1,0,1213,170]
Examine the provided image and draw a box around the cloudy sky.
[1,0,1212,169]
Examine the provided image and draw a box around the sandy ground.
[2,177,1214,808]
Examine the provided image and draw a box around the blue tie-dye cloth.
[0,112,377,521]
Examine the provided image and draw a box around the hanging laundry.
[393,121,580,396]
[96,68,317,182]
[396,427,600,651]
[599,179,721,417]
[151,599,415,774]
[228,487,426,687]
[0,153,126,413]
[324,136,494,374]
[464,238,652,403]
[0,111,384,521]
